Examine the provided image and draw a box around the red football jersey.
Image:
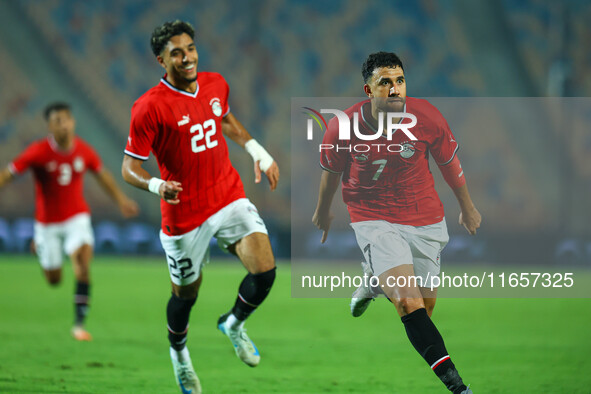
[125,72,246,235]
[320,97,459,226]
[9,136,102,223]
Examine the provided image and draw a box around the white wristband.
[244,139,274,172]
[148,177,165,196]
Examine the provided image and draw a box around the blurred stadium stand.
[0,218,11,252]
[11,217,35,253]
[0,0,590,263]
[94,221,124,254]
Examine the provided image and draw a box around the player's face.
[47,109,75,146]
[364,66,406,113]
[158,33,198,84]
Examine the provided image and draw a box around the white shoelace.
[178,363,196,383]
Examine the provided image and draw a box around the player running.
[0,102,139,341]
[121,20,280,394]
[313,52,481,393]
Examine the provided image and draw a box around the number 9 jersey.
[125,72,245,236]
[9,136,102,224]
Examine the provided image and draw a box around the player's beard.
[175,64,197,83]
[387,97,405,113]
[53,130,74,149]
[375,97,405,113]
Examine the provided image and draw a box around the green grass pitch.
[1,255,590,393]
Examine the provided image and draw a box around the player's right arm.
[1,143,38,188]
[0,167,15,188]
[121,156,183,205]
[312,170,341,243]
[312,116,347,243]
[123,100,183,204]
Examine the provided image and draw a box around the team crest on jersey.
[210,98,222,117]
[400,142,416,159]
[73,157,85,172]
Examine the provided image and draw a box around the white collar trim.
[48,135,74,154]
[160,77,200,98]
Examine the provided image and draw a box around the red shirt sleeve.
[319,116,348,173]
[125,99,158,160]
[429,108,459,165]
[438,155,466,189]
[220,76,230,117]
[80,140,103,172]
[9,142,41,175]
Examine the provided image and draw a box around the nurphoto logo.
[303,107,418,153]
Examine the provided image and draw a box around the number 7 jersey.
[125,72,245,236]
[319,97,459,227]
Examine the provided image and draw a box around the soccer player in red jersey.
[121,21,279,393]
[313,52,481,393]
[0,102,139,341]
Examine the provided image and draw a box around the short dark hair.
[44,102,71,120]
[362,52,404,83]
[150,20,195,56]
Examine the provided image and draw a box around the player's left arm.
[430,107,481,235]
[92,168,140,218]
[221,112,279,191]
[438,156,481,235]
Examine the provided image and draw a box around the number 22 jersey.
[125,72,245,236]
